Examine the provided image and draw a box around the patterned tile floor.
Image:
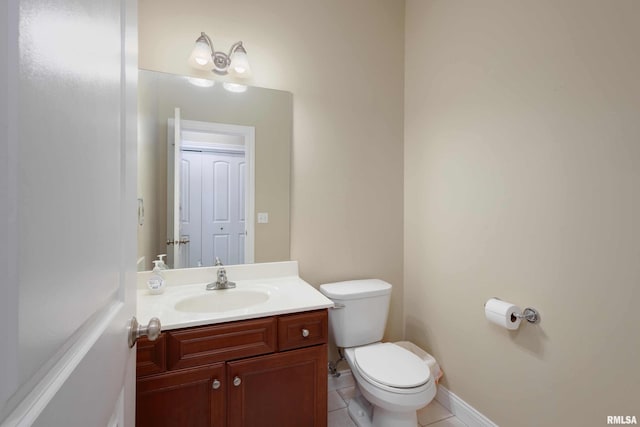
[328,371,467,427]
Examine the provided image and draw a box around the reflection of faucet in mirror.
[206,259,236,290]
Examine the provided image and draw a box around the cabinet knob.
[233,376,241,387]
[212,379,221,390]
[301,328,310,338]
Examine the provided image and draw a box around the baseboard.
[435,385,498,427]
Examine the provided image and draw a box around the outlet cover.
[257,212,269,224]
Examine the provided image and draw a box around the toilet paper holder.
[487,297,540,324]
[513,307,540,324]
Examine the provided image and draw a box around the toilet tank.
[319,279,392,348]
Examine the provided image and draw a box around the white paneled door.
[167,119,255,267]
[202,150,247,266]
[0,0,139,426]
[181,150,246,267]
[180,150,203,267]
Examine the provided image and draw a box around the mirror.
[137,69,292,271]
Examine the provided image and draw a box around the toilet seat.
[353,343,431,390]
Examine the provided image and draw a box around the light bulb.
[223,82,248,93]
[229,50,251,78]
[189,39,212,69]
[186,77,215,88]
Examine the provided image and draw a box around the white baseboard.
[435,385,498,427]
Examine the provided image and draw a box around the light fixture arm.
[192,32,250,77]
[228,41,245,57]
[199,32,214,52]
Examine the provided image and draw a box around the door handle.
[128,316,161,348]
[166,238,190,246]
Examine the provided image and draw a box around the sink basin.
[174,289,270,313]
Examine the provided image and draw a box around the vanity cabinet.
[136,310,328,427]
[137,363,226,427]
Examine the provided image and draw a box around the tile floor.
[328,372,467,427]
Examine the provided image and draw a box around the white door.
[167,109,186,268]
[180,150,203,267]
[202,151,247,265]
[176,120,256,264]
[181,150,246,267]
[0,0,139,426]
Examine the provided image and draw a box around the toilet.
[320,279,436,427]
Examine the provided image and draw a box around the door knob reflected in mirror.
[128,316,161,348]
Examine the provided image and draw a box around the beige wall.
[137,72,160,270]
[138,0,406,344]
[405,1,640,425]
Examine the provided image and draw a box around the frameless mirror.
[137,69,292,270]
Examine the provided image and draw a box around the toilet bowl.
[319,279,437,427]
[345,343,436,427]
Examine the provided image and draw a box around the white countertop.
[137,261,334,330]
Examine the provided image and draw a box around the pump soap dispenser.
[147,260,166,294]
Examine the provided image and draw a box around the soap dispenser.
[147,260,166,295]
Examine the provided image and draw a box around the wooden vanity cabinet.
[136,310,328,427]
[137,363,226,427]
[227,345,327,427]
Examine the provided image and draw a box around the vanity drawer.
[167,317,277,370]
[137,333,167,377]
[278,310,328,351]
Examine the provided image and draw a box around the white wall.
[405,1,640,425]
[139,0,406,344]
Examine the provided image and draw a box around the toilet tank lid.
[319,279,392,300]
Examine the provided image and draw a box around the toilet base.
[348,394,419,427]
[348,395,373,427]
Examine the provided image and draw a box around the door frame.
[168,119,255,265]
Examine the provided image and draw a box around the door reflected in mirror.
[138,70,292,271]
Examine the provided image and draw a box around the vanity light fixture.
[189,32,251,78]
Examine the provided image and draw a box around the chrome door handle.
[301,328,310,338]
[212,379,221,390]
[128,316,161,348]
[233,376,241,387]
[166,238,190,246]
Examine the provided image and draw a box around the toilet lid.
[354,343,430,388]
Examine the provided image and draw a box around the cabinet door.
[227,345,328,427]
[137,363,226,427]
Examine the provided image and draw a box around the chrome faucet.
[206,258,236,290]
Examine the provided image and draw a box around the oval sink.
[174,290,270,313]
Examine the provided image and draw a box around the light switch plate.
[257,212,269,224]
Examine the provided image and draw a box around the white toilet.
[320,279,436,427]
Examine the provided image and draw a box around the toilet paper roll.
[485,298,522,330]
